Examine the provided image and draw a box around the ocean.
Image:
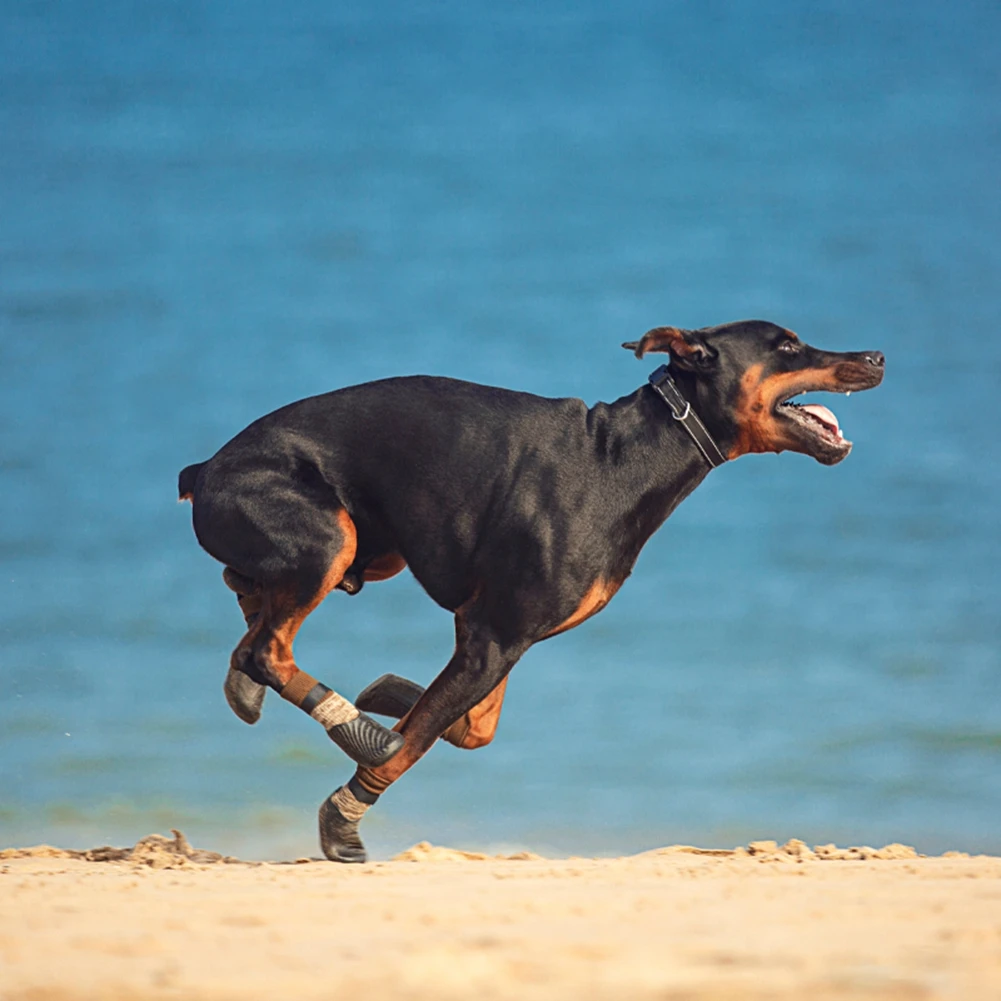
[1,0,999,860]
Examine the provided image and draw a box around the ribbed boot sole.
[327,712,405,767]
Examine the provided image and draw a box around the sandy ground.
[1,833,1000,1001]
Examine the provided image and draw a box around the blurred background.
[1,0,999,860]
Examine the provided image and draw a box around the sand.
[2,832,1000,1001]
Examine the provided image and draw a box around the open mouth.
[773,386,859,465]
[776,394,851,447]
[764,353,883,465]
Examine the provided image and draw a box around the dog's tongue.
[801,403,840,434]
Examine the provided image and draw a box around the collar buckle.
[647,365,727,469]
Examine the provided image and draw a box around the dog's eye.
[777,340,799,354]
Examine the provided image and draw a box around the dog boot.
[318,781,378,863]
[279,672,405,768]
[326,712,404,767]
[355,673,425,718]
[221,567,268,723]
[356,674,470,748]
[223,666,266,724]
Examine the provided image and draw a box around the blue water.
[2,0,999,861]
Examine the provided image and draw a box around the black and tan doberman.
[179,320,884,861]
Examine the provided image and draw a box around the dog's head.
[624,320,885,465]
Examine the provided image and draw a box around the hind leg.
[319,603,529,862]
[228,509,404,769]
[221,567,267,724]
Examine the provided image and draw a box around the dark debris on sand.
[0,829,244,869]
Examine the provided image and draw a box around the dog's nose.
[865,351,885,368]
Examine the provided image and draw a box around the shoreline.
[2,833,1000,1000]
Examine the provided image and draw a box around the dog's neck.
[584,386,718,567]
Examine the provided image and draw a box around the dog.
[179,320,884,861]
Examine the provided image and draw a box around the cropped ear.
[621,326,717,370]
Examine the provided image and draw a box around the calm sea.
[2,0,999,860]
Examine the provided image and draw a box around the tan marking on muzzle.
[728,364,846,460]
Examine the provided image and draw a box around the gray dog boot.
[319,779,379,863]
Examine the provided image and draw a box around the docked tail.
[178,462,206,502]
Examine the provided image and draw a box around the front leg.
[356,673,510,749]
[319,608,529,862]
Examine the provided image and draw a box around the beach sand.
[1,832,999,1001]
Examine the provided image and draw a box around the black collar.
[648,365,727,469]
